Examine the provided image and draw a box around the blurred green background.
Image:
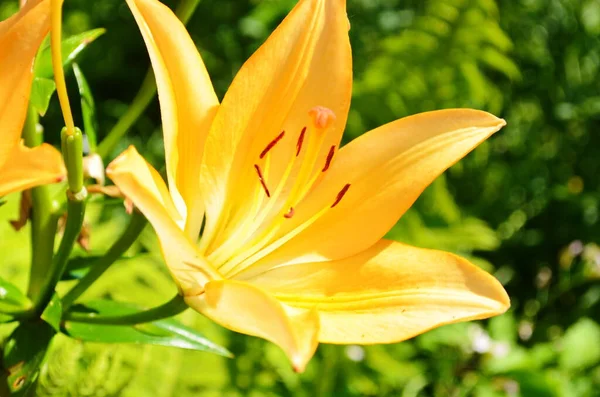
[1,0,600,395]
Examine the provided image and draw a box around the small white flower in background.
[345,345,366,362]
[469,324,510,357]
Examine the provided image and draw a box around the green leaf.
[72,63,98,152]
[29,77,56,117]
[41,294,63,332]
[559,318,600,371]
[34,28,106,79]
[1,322,55,396]
[62,300,232,357]
[0,277,32,314]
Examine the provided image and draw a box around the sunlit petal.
[247,239,509,343]
[186,279,319,372]
[0,143,64,196]
[0,0,50,165]
[241,109,505,275]
[200,0,352,251]
[106,146,220,291]
[126,0,219,239]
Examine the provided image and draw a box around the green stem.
[22,106,61,304]
[62,211,147,308]
[30,126,89,313]
[96,0,202,158]
[35,198,86,315]
[64,294,187,325]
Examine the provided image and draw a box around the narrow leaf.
[73,63,98,152]
[62,300,232,357]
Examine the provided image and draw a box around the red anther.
[284,207,295,218]
[260,130,285,159]
[254,164,271,197]
[331,183,351,208]
[322,145,335,172]
[296,127,307,156]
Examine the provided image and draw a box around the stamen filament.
[218,122,329,275]
[225,202,333,279]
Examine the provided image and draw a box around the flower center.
[208,106,351,277]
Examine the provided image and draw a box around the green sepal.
[62,300,232,357]
[1,322,55,396]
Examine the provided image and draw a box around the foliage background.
[1,0,600,395]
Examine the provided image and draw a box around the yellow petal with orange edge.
[126,0,219,239]
[200,0,352,251]
[240,109,506,276]
[0,143,64,196]
[186,279,319,372]
[0,0,50,165]
[246,239,509,344]
[106,146,220,292]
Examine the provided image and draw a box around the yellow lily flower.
[107,0,510,371]
[0,0,65,197]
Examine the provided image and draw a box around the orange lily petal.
[247,239,509,344]
[0,142,64,196]
[0,0,50,165]
[200,0,352,251]
[106,146,220,291]
[239,109,505,276]
[186,279,319,372]
[126,0,219,239]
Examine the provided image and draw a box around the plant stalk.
[23,106,61,304]
[62,210,147,308]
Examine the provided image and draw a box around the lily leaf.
[0,277,32,314]
[34,28,106,79]
[1,322,55,396]
[62,300,232,357]
[29,77,57,116]
[73,63,98,152]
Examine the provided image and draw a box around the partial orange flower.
[0,0,65,197]
[107,0,510,371]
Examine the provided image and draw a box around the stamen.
[296,127,307,156]
[309,106,336,129]
[284,207,295,219]
[260,130,285,159]
[331,183,351,208]
[254,164,270,197]
[322,145,335,172]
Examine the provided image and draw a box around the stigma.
[309,106,336,129]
